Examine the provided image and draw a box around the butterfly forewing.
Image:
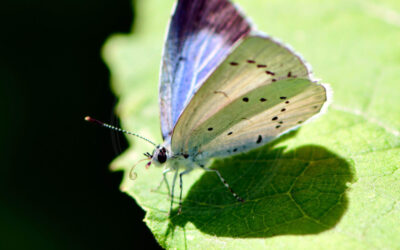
[159,0,251,139]
[171,35,328,160]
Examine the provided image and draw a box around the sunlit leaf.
[103,0,400,248]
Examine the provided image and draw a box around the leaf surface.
[103,0,400,248]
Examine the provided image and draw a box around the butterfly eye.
[157,153,167,164]
[157,147,167,164]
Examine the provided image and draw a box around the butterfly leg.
[152,168,171,198]
[202,167,245,202]
[169,169,179,215]
[178,169,193,214]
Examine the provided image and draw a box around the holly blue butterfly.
[86,0,330,215]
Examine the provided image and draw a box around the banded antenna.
[84,116,157,146]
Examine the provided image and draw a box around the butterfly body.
[151,144,198,170]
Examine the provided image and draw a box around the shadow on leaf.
[166,132,354,238]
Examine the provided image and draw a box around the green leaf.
[102,0,400,248]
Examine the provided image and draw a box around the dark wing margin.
[159,0,251,139]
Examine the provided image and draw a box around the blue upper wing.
[159,0,251,139]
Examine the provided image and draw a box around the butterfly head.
[151,145,169,166]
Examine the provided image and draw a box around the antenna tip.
[84,116,104,126]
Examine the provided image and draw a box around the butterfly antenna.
[84,116,157,146]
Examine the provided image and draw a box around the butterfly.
[86,0,330,215]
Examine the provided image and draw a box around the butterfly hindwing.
[159,0,251,139]
[171,35,328,161]
[195,80,328,160]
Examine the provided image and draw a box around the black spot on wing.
[242,97,249,102]
[227,131,233,135]
[230,62,239,66]
[208,127,213,131]
[265,70,275,76]
[272,116,278,121]
[247,60,256,63]
[256,135,262,144]
[280,96,287,100]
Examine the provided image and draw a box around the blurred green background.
[0,0,161,249]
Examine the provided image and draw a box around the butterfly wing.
[171,35,329,162]
[159,0,251,139]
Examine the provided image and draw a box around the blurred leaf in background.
[103,0,400,249]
